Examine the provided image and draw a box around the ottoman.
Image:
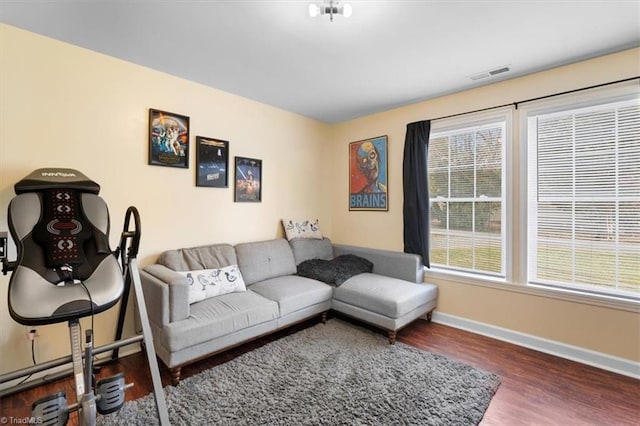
[332,272,438,344]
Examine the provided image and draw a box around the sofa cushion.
[333,244,424,284]
[158,243,237,271]
[162,290,278,352]
[249,275,333,316]
[235,239,297,285]
[333,273,437,319]
[177,264,246,304]
[289,237,334,265]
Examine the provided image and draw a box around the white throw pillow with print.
[282,218,322,241]
[178,264,246,304]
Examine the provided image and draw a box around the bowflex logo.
[41,172,76,177]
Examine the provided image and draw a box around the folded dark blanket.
[296,254,373,286]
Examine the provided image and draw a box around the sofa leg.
[170,367,182,386]
[388,331,397,345]
[321,311,327,324]
[426,310,433,323]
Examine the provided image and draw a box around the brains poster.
[349,135,388,211]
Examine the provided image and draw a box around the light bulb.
[309,4,320,17]
[342,4,352,18]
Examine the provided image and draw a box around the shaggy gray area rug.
[98,320,500,425]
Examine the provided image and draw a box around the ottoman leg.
[388,330,397,345]
[170,367,182,386]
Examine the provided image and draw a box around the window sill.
[424,267,640,313]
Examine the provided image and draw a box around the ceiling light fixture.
[309,1,352,22]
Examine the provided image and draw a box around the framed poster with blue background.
[349,135,388,211]
[196,136,228,187]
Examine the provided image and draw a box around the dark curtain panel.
[402,120,431,268]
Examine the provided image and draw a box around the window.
[527,96,640,298]
[428,118,506,277]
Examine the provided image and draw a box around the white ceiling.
[1,0,639,123]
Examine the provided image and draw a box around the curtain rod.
[431,75,640,122]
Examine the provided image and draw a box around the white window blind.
[429,121,505,277]
[528,98,640,297]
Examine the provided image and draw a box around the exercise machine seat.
[7,168,124,325]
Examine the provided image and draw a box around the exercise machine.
[0,168,169,426]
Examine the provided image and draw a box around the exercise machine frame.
[1,207,169,426]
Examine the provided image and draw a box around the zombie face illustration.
[357,141,379,183]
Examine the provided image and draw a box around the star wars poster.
[349,135,388,211]
[196,136,229,187]
[234,157,262,202]
[149,108,190,168]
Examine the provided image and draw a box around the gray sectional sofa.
[140,237,438,385]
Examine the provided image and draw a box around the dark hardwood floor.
[1,315,638,425]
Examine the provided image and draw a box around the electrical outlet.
[0,231,7,259]
[26,329,37,341]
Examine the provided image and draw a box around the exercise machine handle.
[119,206,141,267]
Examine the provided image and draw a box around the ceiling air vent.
[469,65,511,81]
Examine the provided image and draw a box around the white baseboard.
[431,311,640,379]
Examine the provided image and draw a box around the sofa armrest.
[332,244,424,283]
[140,264,191,324]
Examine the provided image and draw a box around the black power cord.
[15,330,37,385]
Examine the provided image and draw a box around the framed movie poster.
[234,157,262,202]
[349,135,388,211]
[148,108,190,168]
[196,136,229,187]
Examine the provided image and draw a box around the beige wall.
[0,24,332,373]
[1,23,638,376]
[329,48,640,362]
